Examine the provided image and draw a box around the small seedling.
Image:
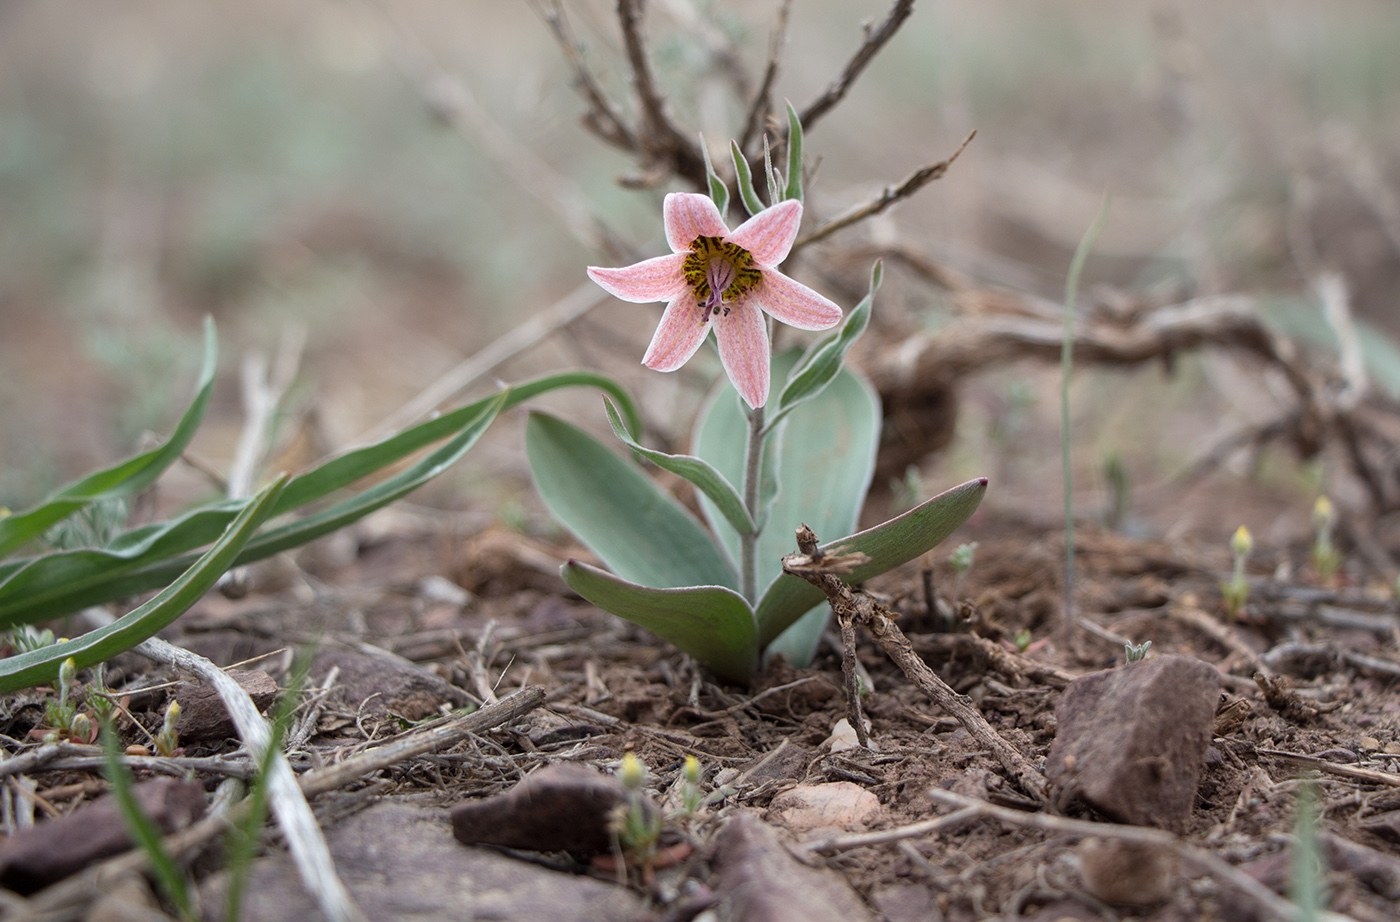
[1221,525,1253,622]
[609,753,662,867]
[678,755,705,819]
[1310,496,1341,585]
[1124,639,1152,663]
[154,700,181,757]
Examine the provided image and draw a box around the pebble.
[1359,737,1382,751]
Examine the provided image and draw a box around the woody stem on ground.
[740,402,765,604]
[782,526,1049,805]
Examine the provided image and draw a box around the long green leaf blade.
[528,412,738,591]
[604,399,754,536]
[0,319,219,558]
[0,475,287,692]
[768,260,880,433]
[0,371,624,626]
[754,477,988,648]
[562,560,757,684]
[700,136,730,218]
[0,393,507,628]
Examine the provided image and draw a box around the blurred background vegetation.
[2,0,1397,545]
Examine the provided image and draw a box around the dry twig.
[782,525,1049,804]
[926,788,1357,922]
[797,0,916,131]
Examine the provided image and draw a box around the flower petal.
[587,254,688,303]
[750,269,843,331]
[664,193,730,253]
[714,303,770,409]
[642,294,710,372]
[726,199,802,267]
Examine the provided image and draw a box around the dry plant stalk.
[781,525,1049,805]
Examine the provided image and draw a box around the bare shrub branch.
[798,0,916,131]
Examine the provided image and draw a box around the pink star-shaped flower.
[587,192,842,409]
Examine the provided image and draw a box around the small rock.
[870,883,939,922]
[1358,736,1382,751]
[1077,836,1177,906]
[450,763,655,856]
[313,648,471,721]
[769,782,882,835]
[1359,809,1400,844]
[710,813,874,922]
[823,718,874,753]
[176,670,279,741]
[0,778,206,893]
[1046,654,1219,830]
[200,802,646,922]
[1323,833,1400,899]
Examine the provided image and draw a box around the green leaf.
[527,412,737,591]
[0,371,621,628]
[767,260,880,434]
[0,319,219,558]
[700,136,730,219]
[604,399,754,536]
[763,135,779,207]
[783,100,804,203]
[561,560,757,684]
[695,351,881,664]
[730,141,764,217]
[0,475,287,693]
[754,477,988,648]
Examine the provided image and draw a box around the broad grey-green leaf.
[754,477,988,648]
[695,351,881,665]
[0,475,287,693]
[604,399,754,536]
[561,560,757,684]
[527,412,737,591]
[0,319,219,558]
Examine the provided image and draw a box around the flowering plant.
[528,110,985,684]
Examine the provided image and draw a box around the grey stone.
[709,812,873,922]
[1046,654,1219,830]
[199,801,649,922]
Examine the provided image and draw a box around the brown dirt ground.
[9,506,1400,922]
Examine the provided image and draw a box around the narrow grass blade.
[561,560,757,684]
[0,475,286,692]
[731,141,764,217]
[754,477,987,649]
[701,135,730,218]
[100,722,196,921]
[604,398,754,536]
[528,412,738,591]
[783,101,805,203]
[0,319,218,558]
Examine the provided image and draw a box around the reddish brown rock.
[450,763,655,856]
[709,812,873,922]
[1046,654,1219,830]
[175,670,279,741]
[312,648,471,720]
[0,778,206,893]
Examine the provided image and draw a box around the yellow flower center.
[682,236,761,322]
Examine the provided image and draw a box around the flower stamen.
[683,236,761,323]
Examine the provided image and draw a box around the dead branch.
[617,0,704,183]
[798,0,916,131]
[782,525,1049,805]
[737,0,793,153]
[794,132,976,250]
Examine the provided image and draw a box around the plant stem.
[740,401,765,603]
